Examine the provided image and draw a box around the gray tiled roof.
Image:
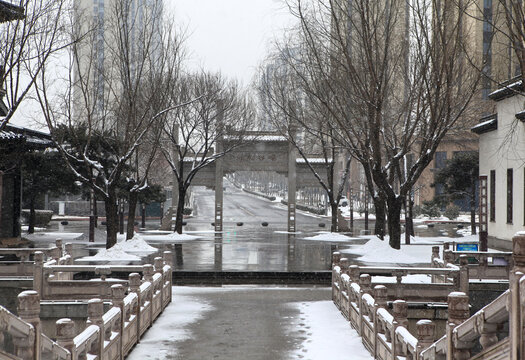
[0,0,24,23]
[0,124,53,148]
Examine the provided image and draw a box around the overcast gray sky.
[169,0,296,85]
[11,0,296,128]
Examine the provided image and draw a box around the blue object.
[456,243,479,252]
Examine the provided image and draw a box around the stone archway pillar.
[288,143,296,232]
[215,154,223,232]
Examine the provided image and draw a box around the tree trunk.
[330,201,338,232]
[470,193,477,235]
[174,185,186,234]
[405,198,414,244]
[126,191,138,240]
[373,196,386,239]
[105,191,119,249]
[28,196,36,234]
[387,196,404,250]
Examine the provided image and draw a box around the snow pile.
[344,236,425,264]
[114,234,159,253]
[456,226,478,237]
[303,232,358,242]
[275,230,302,235]
[81,247,141,262]
[140,232,200,242]
[289,301,373,360]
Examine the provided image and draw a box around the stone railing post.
[111,284,125,360]
[16,290,41,360]
[163,252,173,302]
[332,251,341,268]
[111,284,126,317]
[154,257,163,275]
[53,239,63,261]
[129,273,142,342]
[432,246,440,263]
[510,233,525,359]
[33,252,44,298]
[416,319,435,355]
[349,265,360,283]
[447,292,470,360]
[373,285,388,357]
[87,299,104,357]
[143,264,154,283]
[339,258,349,275]
[359,274,372,295]
[459,255,469,294]
[393,300,409,358]
[444,249,454,265]
[56,318,75,355]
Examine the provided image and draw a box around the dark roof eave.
[471,119,497,134]
[0,0,24,23]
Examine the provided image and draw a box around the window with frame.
[490,170,495,222]
[507,168,513,224]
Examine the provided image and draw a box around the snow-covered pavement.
[127,286,373,360]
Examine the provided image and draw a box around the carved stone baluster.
[154,257,163,275]
[337,258,348,276]
[332,251,341,268]
[459,255,469,294]
[111,284,126,320]
[447,292,470,360]
[373,285,388,353]
[432,246,440,263]
[393,300,409,357]
[476,316,498,350]
[33,252,44,299]
[143,264,154,283]
[87,299,103,358]
[349,265,360,283]
[510,234,525,359]
[416,319,435,355]
[359,274,371,295]
[129,273,142,341]
[444,249,454,265]
[54,239,63,260]
[56,318,75,354]
[16,291,40,360]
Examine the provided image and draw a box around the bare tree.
[0,0,68,130]
[258,49,351,232]
[34,0,185,248]
[162,72,256,234]
[281,0,481,248]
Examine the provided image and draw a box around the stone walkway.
[127,286,373,360]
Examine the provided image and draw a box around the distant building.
[472,79,525,250]
[73,0,163,124]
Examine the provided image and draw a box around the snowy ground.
[127,286,373,360]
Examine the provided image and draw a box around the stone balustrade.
[433,243,513,280]
[0,239,64,277]
[34,251,173,301]
[0,253,173,360]
[333,256,467,305]
[333,233,525,360]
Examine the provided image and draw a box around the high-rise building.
[72,0,163,125]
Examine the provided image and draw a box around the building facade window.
[507,168,513,224]
[482,0,492,99]
[490,170,495,222]
[434,151,447,169]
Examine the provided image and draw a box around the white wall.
[479,94,525,248]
